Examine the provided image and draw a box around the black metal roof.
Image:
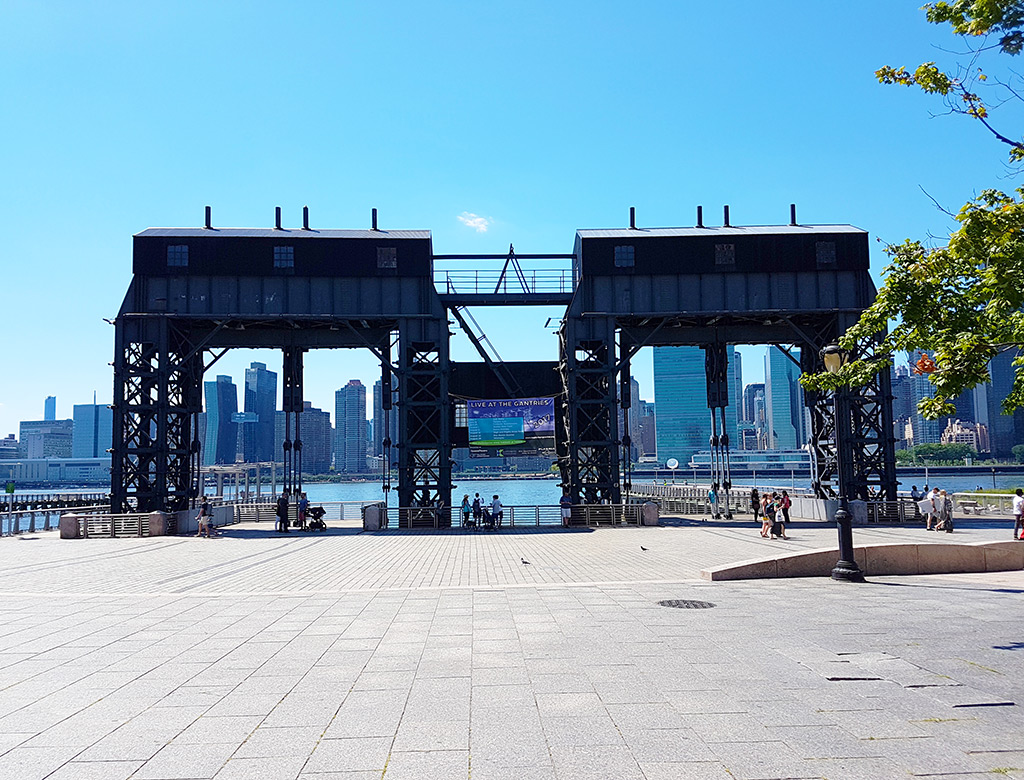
[135,228,431,239]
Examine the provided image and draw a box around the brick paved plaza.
[0,521,1022,779]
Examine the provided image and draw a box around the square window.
[377,247,397,269]
[614,245,635,267]
[715,243,735,265]
[273,246,294,268]
[455,402,467,427]
[167,245,189,267]
[816,241,836,266]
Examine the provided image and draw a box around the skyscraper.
[981,350,1024,457]
[300,401,333,474]
[742,383,765,424]
[764,346,806,450]
[203,375,239,465]
[44,396,56,421]
[335,380,367,473]
[908,370,943,446]
[243,361,277,462]
[653,346,738,467]
[72,403,113,458]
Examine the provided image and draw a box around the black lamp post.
[821,344,865,582]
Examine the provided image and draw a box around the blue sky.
[0,1,1011,434]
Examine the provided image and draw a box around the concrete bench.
[958,500,982,514]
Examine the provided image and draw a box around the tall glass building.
[72,403,113,458]
[203,375,239,465]
[764,346,806,450]
[653,346,739,467]
[335,380,367,473]
[243,361,277,462]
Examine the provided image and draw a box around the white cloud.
[457,212,492,233]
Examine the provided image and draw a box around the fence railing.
[377,503,642,530]
[434,269,575,296]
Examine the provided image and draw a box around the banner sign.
[467,398,555,457]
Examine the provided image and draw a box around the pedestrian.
[472,493,483,525]
[708,485,718,518]
[1014,489,1024,540]
[926,486,940,531]
[750,487,760,520]
[560,491,572,527]
[760,493,773,538]
[910,485,921,502]
[461,494,472,527]
[196,497,212,538]
[276,491,290,533]
[298,492,309,531]
[780,490,792,535]
[935,489,954,533]
[491,494,504,528]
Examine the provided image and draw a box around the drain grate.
[658,599,715,610]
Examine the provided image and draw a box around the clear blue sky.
[0,1,1007,434]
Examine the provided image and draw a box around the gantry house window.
[816,241,836,266]
[273,246,295,268]
[167,245,189,267]
[715,243,735,265]
[614,245,635,267]
[377,247,398,269]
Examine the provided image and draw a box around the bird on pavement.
[640,545,648,551]
[521,558,531,565]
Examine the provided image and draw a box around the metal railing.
[378,503,642,530]
[434,270,575,296]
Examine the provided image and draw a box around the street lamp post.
[821,344,865,582]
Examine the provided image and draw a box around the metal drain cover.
[658,599,715,609]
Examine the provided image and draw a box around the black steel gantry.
[110,206,897,515]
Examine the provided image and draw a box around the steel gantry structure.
[110,206,897,514]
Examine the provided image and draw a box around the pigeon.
[521,558,531,565]
[640,545,648,552]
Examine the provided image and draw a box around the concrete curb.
[700,540,1024,581]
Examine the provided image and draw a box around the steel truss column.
[282,348,305,498]
[803,340,897,500]
[397,319,451,520]
[703,343,732,518]
[111,317,202,513]
[559,316,620,504]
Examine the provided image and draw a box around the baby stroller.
[307,506,327,532]
[482,508,495,531]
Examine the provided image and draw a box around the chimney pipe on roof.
[723,205,730,227]
[790,203,797,226]
[696,205,704,228]
[275,206,282,230]
[372,208,378,231]
[629,206,636,229]
[303,206,310,230]
[204,205,212,229]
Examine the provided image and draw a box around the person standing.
[760,493,773,538]
[472,493,483,525]
[779,490,792,536]
[276,491,290,534]
[926,486,940,531]
[936,489,954,532]
[491,494,504,528]
[1014,489,1024,540]
[461,494,472,527]
[750,487,760,521]
[708,486,718,518]
[196,498,212,538]
[298,492,309,531]
[560,491,572,527]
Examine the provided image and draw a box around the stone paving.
[0,520,1022,779]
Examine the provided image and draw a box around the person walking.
[491,494,504,528]
[760,493,773,538]
[461,494,472,527]
[276,491,291,533]
[196,498,212,538]
[935,489,954,533]
[779,490,791,538]
[1013,489,1024,540]
[750,487,760,521]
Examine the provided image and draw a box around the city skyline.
[0,2,1009,438]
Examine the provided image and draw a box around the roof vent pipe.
[303,206,310,230]
[790,203,797,226]
[696,205,704,228]
[629,206,636,229]
[372,208,378,231]
[275,206,282,230]
[204,205,212,229]
[723,205,730,227]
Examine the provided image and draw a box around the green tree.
[1013,443,1024,462]
[803,2,1024,419]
